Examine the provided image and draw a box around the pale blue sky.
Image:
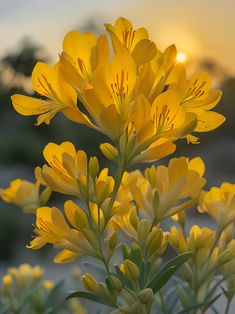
[0,0,235,74]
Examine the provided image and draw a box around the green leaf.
[65,290,114,307]
[147,252,193,293]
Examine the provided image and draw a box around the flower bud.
[122,244,130,260]
[100,143,117,161]
[43,280,54,289]
[218,249,234,265]
[32,265,44,280]
[110,275,122,291]
[2,274,12,296]
[109,232,119,250]
[40,187,52,205]
[137,219,150,248]
[145,165,157,187]
[2,274,12,287]
[82,273,99,294]
[89,156,99,179]
[138,288,153,304]
[123,260,140,281]
[130,210,139,229]
[147,228,163,254]
[98,282,114,301]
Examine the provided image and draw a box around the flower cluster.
[11,17,224,165]
[1,16,234,314]
[1,264,55,313]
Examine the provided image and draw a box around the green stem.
[225,297,231,314]
[159,290,167,314]
[109,157,125,211]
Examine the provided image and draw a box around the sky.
[0,0,235,75]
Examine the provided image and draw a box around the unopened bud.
[100,143,117,161]
[82,273,99,294]
[109,233,118,250]
[43,280,54,290]
[110,275,122,291]
[122,244,130,260]
[89,156,99,179]
[98,282,113,301]
[123,260,139,281]
[2,274,12,287]
[40,187,52,205]
[218,249,234,265]
[147,228,163,254]
[32,265,44,280]
[137,219,150,248]
[138,288,153,304]
[130,210,139,229]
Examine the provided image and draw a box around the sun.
[176,52,187,63]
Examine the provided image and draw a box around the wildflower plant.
[0,264,59,313]
[1,17,234,313]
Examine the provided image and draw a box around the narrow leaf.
[147,252,193,293]
[65,290,113,307]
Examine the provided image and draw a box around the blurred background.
[0,0,234,312]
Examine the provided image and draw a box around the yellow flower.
[172,69,225,141]
[127,90,197,163]
[170,225,217,268]
[35,141,88,196]
[105,17,157,66]
[7,264,44,288]
[135,44,178,102]
[36,142,114,203]
[120,157,206,222]
[11,62,92,126]
[0,179,40,213]
[27,203,98,263]
[198,182,235,231]
[84,45,137,140]
[60,31,109,96]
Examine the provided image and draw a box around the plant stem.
[225,297,231,314]
[159,290,167,314]
[109,157,125,212]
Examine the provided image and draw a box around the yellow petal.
[189,157,205,176]
[132,39,157,66]
[32,62,64,101]
[184,72,212,103]
[63,31,96,79]
[53,249,79,263]
[133,139,176,163]
[100,143,117,161]
[195,110,226,132]
[64,200,89,229]
[37,206,70,235]
[99,104,122,139]
[90,34,109,71]
[133,95,154,142]
[59,52,84,91]
[151,89,185,133]
[11,94,60,125]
